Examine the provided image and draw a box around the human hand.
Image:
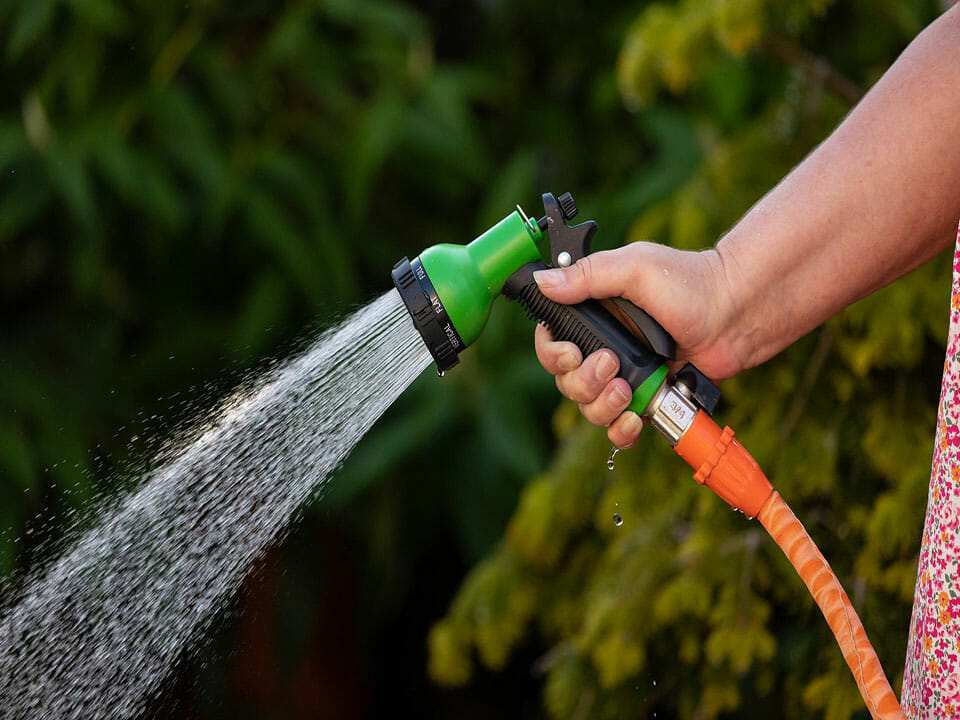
[532,241,742,448]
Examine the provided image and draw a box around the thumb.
[532,248,636,304]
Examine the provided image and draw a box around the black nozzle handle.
[537,193,675,359]
[603,297,676,359]
[503,262,666,393]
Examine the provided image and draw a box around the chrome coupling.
[644,381,698,446]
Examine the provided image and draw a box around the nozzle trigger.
[539,192,597,269]
[536,192,676,359]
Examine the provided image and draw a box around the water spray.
[393,192,905,719]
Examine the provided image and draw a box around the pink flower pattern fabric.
[902,222,960,718]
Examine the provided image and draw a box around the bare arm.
[533,5,960,448]
[718,3,960,370]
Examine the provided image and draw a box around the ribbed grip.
[515,285,605,357]
[502,262,665,396]
[758,493,905,720]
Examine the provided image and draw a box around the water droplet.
[436,368,445,377]
[607,446,619,470]
[652,679,657,686]
[613,513,623,526]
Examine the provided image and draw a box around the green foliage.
[429,1,950,718]
[617,0,837,106]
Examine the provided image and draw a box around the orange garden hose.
[758,492,905,720]
[674,410,905,720]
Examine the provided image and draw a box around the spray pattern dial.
[505,193,721,444]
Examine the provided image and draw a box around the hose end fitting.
[674,411,773,518]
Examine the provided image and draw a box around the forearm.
[716,4,960,370]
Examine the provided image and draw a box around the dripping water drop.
[613,513,623,526]
[607,446,619,470]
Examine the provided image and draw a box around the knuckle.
[584,385,629,427]
[573,369,603,402]
[579,402,605,427]
[573,255,594,287]
[607,380,630,409]
[557,374,585,403]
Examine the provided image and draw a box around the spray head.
[391,205,543,371]
[392,192,617,372]
[392,196,561,372]
[392,192,708,422]
[394,193,773,534]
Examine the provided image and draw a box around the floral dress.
[902,222,960,718]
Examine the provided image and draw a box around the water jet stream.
[0,290,430,719]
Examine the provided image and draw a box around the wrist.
[703,243,758,375]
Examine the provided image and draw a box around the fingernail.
[533,269,565,288]
[558,351,579,372]
[611,384,630,407]
[624,412,643,435]
[595,352,616,381]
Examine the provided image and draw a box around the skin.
[534,4,960,448]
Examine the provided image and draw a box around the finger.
[607,411,644,449]
[578,378,632,427]
[555,349,619,403]
[534,323,582,375]
[532,248,639,304]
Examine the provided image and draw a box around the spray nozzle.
[392,191,709,420]
[530,193,677,359]
[392,192,675,374]
[393,190,767,526]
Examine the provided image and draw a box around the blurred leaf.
[46,146,99,236]
[92,132,186,230]
[7,0,57,61]
[65,0,128,34]
[345,90,404,220]
[0,423,36,494]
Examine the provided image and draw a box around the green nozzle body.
[392,195,678,421]
[392,209,544,372]
[418,211,543,346]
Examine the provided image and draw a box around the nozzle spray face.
[392,256,463,373]
[392,209,544,374]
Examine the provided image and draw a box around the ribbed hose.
[674,412,905,718]
[757,492,905,720]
